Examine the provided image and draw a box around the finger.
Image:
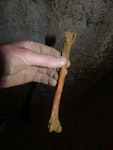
[47,69,58,80]
[12,40,61,57]
[37,68,58,80]
[35,68,58,81]
[33,72,57,86]
[26,51,66,68]
[17,41,71,68]
[56,59,70,72]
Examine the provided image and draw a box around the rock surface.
[0,1,113,150]
[0,0,113,86]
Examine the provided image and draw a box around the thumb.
[26,52,66,68]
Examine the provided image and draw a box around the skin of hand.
[0,40,67,88]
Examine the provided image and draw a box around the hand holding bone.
[0,40,66,88]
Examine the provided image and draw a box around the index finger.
[11,40,61,57]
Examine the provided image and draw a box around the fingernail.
[58,57,66,67]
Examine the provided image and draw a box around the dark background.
[0,70,113,150]
[0,0,113,149]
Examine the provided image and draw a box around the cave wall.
[0,0,113,86]
[0,1,113,149]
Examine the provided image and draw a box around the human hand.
[0,40,66,88]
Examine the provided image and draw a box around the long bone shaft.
[48,32,76,133]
